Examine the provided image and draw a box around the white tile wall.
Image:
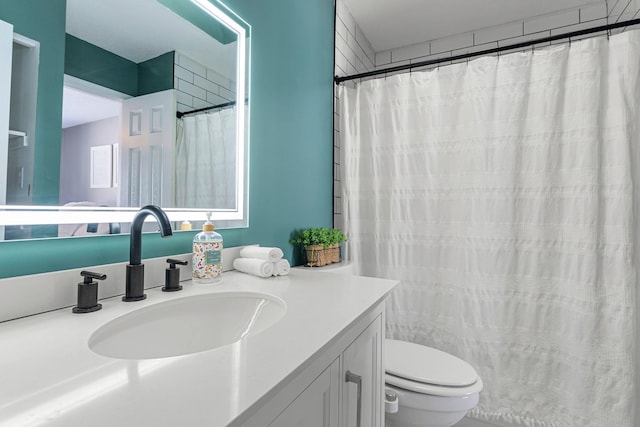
[174,51,236,114]
[581,3,609,21]
[474,22,522,45]
[178,79,207,100]
[333,0,640,230]
[431,32,475,55]
[524,9,580,34]
[390,42,432,63]
[334,2,376,230]
[369,1,640,71]
[610,0,640,20]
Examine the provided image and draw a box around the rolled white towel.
[233,258,274,278]
[240,246,284,262]
[272,259,291,276]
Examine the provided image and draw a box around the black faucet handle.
[167,258,189,269]
[80,270,107,284]
[73,271,106,313]
[163,259,188,292]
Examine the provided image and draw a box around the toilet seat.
[385,339,483,397]
[386,372,483,397]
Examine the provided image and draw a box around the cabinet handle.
[345,370,362,427]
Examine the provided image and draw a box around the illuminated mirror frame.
[0,0,249,229]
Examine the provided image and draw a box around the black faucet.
[123,205,173,302]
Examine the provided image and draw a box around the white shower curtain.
[340,31,639,426]
[175,107,237,209]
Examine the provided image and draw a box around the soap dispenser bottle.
[192,212,223,284]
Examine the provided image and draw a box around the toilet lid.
[385,339,478,387]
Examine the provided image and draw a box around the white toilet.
[309,262,482,426]
[384,339,483,427]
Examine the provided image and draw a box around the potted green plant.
[290,227,347,267]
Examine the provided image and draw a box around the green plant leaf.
[289,227,347,248]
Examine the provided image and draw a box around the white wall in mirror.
[62,85,122,129]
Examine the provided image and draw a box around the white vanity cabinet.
[0,269,398,427]
[341,314,384,427]
[248,306,385,427]
[268,359,341,427]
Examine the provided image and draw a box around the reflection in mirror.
[0,0,249,240]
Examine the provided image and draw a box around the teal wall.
[0,0,335,278]
[65,34,138,96]
[138,52,175,96]
[0,0,66,207]
[65,35,174,97]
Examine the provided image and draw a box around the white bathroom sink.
[88,291,287,359]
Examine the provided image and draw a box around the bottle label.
[193,241,223,282]
[205,250,221,264]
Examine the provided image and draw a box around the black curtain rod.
[176,99,237,118]
[335,18,640,84]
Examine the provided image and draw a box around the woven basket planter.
[330,245,340,263]
[305,243,341,267]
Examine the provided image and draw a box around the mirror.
[0,0,250,239]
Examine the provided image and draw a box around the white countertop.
[0,269,397,427]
